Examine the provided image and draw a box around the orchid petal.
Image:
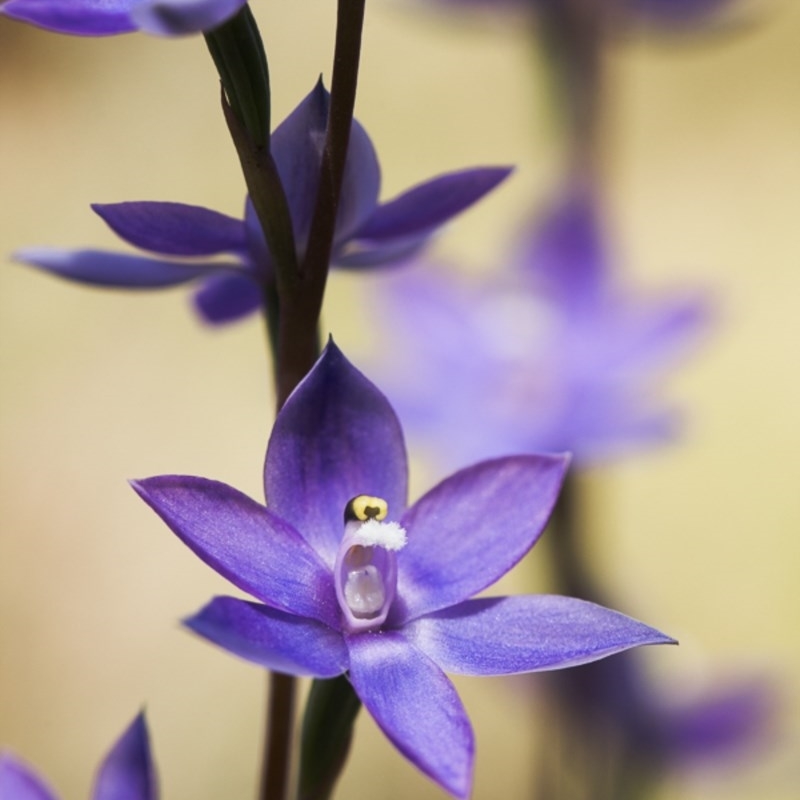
[558,396,681,461]
[131,476,339,627]
[347,632,473,799]
[130,0,247,36]
[404,595,675,675]
[333,234,428,269]
[265,341,408,567]
[0,755,58,800]
[14,248,223,288]
[192,272,262,324]
[0,0,137,35]
[185,596,348,677]
[92,202,247,257]
[270,80,328,253]
[92,713,157,800]
[661,678,775,764]
[270,79,382,253]
[604,292,711,375]
[394,454,569,624]
[352,167,512,241]
[629,0,735,27]
[334,115,381,242]
[521,181,607,309]
[244,197,271,271]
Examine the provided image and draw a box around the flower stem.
[209,3,368,797]
[259,673,297,800]
[297,676,362,800]
[301,0,366,285]
[204,5,271,147]
[273,0,367,408]
[282,3,368,798]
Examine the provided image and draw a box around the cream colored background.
[1,1,798,798]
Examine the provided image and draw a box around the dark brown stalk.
[272,0,367,409]
[259,1,368,797]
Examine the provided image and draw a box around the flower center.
[334,495,407,633]
[342,545,386,617]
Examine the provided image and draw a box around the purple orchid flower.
[131,340,674,798]
[13,80,511,326]
[0,0,248,37]
[368,181,710,469]
[0,713,156,800]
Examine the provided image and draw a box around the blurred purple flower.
[0,0,248,37]
[540,645,776,794]
[659,676,777,768]
[132,340,674,798]
[370,182,710,468]
[426,0,737,28]
[14,80,511,326]
[0,713,156,800]
[626,0,740,28]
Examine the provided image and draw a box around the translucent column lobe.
[334,511,406,633]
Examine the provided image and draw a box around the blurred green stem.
[297,676,362,800]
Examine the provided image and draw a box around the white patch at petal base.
[352,519,407,551]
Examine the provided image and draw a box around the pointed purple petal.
[92,202,247,257]
[604,291,712,375]
[0,755,58,800]
[185,596,348,677]
[333,233,428,269]
[352,167,512,241]
[265,341,408,567]
[130,0,247,36]
[131,476,339,627]
[347,632,473,799]
[520,181,607,310]
[14,248,225,288]
[244,196,271,271]
[393,454,569,624]
[270,79,381,256]
[0,1,138,35]
[192,272,262,324]
[92,714,156,800]
[404,595,675,675]
[558,394,681,461]
[660,678,776,765]
[334,114,381,242]
[270,80,329,253]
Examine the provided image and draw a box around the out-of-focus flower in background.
[532,645,777,798]
[368,181,710,472]
[0,713,156,800]
[422,0,742,29]
[0,0,248,37]
[13,80,511,326]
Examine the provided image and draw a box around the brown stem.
[272,0,367,408]
[535,0,617,182]
[260,1,368,796]
[260,674,297,800]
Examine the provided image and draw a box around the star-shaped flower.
[0,713,156,800]
[0,0,248,37]
[368,181,710,469]
[14,80,511,326]
[132,340,673,798]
